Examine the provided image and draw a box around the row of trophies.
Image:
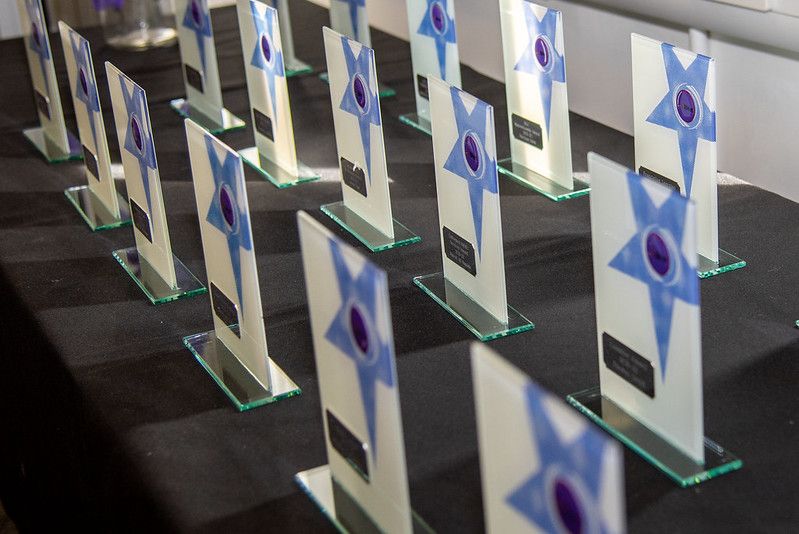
[16,0,745,531]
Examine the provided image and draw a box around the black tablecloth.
[0,2,796,532]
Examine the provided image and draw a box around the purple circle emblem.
[430,2,447,34]
[260,34,272,63]
[352,75,368,112]
[646,231,671,277]
[676,88,697,125]
[190,0,203,28]
[130,115,144,153]
[79,68,89,97]
[553,479,583,534]
[535,36,551,69]
[219,185,236,230]
[349,305,370,355]
[463,133,481,175]
[31,22,42,47]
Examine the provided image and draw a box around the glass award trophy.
[399,0,462,135]
[184,119,300,411]
[262,0,312,76]
[321,27,421,252]
[16,0,81,163]
[171,0,245,133]
[472,343,626,534]
[632,34,744,278]
[295,211,433,533]
[415,79,534,341]
[58,23,131,231]
[235,1,320,188]
[568,153,742,487]
[106,63,207,305]
[497,1,589,202]
[321,0,396,98]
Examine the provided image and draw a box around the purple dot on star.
[552,478,584,534]
[352,74,368,112]
[675,88,697,125]
[535,36,551,69]
[130,115,144,153]
[260,34,272,63]
[646,231,672,277]
[190,0,203,28]
[349,305,370,355]
[219,185,236,230]
[430,2,447,34]
[79,68,89,97]
[463,133,481,175]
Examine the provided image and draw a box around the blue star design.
[339,36,381,182]
[119,76,157,215]
[334,0,366,40]
[25,0,51,94]
[646,43,716,196]
[442,86,498,257]
[182,0,212,72]
[204,136,253,311]
[514,5,565,134]
[324,239,394,460]
[69,33,101,151]
[507,383,610,533]
[416,0,457,80]
[609,171,699,380]
[249,2,284,121]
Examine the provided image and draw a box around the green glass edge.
[285,60,314,77]
[240,149,320,189]
[64,188,132,231]
[168,99,247,134]
[566,389,743,488]
[697,251,747,279]
[320,204,422,253]
[112,250,207,305]
[497,158,591,202]
[412,274,534,342]
[398,114,432,136]
[23,128,83,163]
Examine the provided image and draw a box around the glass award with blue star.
[261,0,312,77]
[567,153,742,487]
[106,63,207,305]
[294,211,433,534]
[171,0,246,134]
[399,0,462,135]
[321,0,396,99]
[497,1,589,202]
[415,79,533,341]
[321,27,421,252]
[16,0,81,163]
[632,34,744,278]
[472,343,626,534]
[184,119,300,411]
[58,23,131,231]
[235,1,320,188]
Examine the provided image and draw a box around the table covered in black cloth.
[0,2,796,532]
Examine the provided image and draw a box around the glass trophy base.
[413,272,534,341]
[567,387,742,487]
[295,465,434,534]
[169,98,246,134]
[318,72,396,99]
[64,184,131,231]
[239,147,320,188]
[183,330,301,411]
[285,57,313,77]
[112,246,207,305]
[23,127,83,163]
[498,158,590,201]
[398,112,432,136]
[321,201,421,252]
[697,249,746,279]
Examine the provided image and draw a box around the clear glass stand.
[168,98,246,134]
[285,57,313,77]
[112,246,207,304]
[318,72,396,99]
[567,387,742,487]
[413,272,534,341]
[23,127,83,163]
[321,201,421,252]
[697,249,746,279]
[498,158,590,201]
[295,465,435,534]
[398,112,432,136]
[183,330,301,411]
[64,184,131,231]
[239,147,320,189]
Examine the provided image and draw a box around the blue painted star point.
[249,3,284,120]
